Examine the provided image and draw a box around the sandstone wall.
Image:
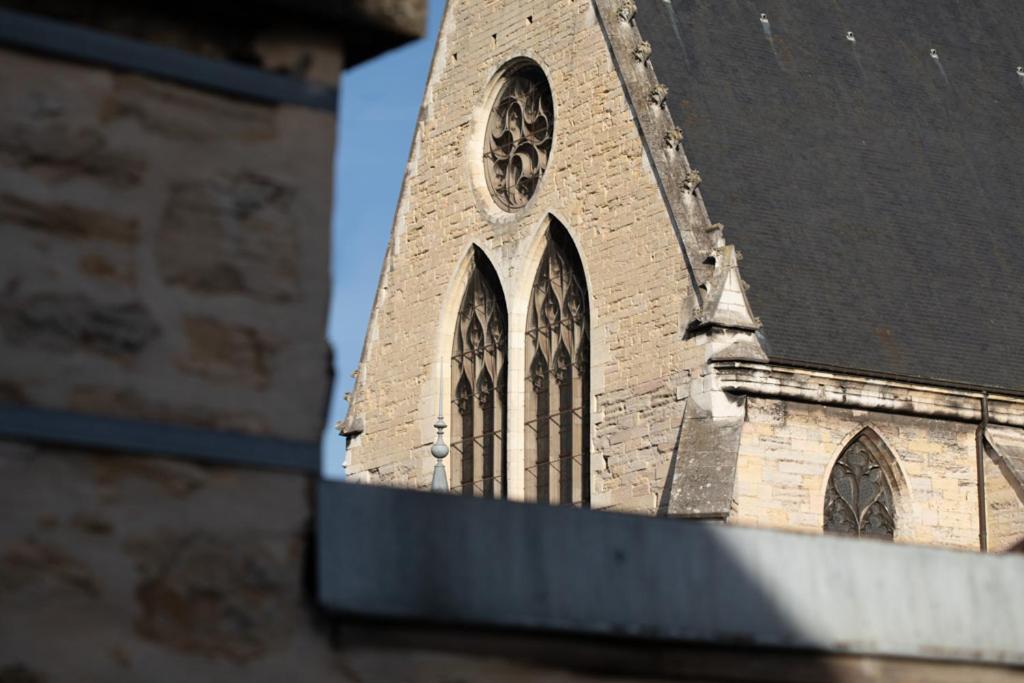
[734,399,987,549]
[0,39,340,679]
[0,46,334,443]
[344,0,710,513]
[985,449,1024,552]
[0,442,346,682]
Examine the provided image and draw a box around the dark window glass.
[451,252,507,498]
[525,223,589,506]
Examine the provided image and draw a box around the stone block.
[0,193,138,243]
[177,317,275,389]
[1,292,159,357]
[157,174,300,302]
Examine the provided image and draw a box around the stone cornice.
[713,361,1024,427]
[590,0,716,290]
[319,481,1024,667]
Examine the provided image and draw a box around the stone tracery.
[451,251,507,498]
[824,438,896,539]
[525,222,590,506]
[483,62,553,211]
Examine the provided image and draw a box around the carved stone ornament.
[632,40,652,64]
[664,126,684,150]
[617,1,637,23]
[483,62,554,211]
[682,169,702,193]
[451,253,508,499]
[824,441,895,539]
[705,222,725,249]
[649,83,669,108]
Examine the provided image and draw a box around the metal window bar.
[450,254,508,500]
[525,225,590,507]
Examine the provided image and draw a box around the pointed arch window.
[526,222,590,506]
[824,437,896,539]
[451,251,507,498]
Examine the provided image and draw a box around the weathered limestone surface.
[984,426,1024,552]
[0,47,334,442]
[343,0,713,513]
[987,454,1024,553]
[733,399,988,549]
[0,442,342,682]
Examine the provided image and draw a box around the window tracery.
[451,252,507,498]
[483,62,553,211]
[525,224,589,506]
[824,438,895,539]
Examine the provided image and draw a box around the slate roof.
[635,0,1024,392]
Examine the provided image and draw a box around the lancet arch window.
[824,436,896,539]
[525,222,590,506]
[451,251,507,498]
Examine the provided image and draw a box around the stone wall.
[320,637,1024,683]
[343,0,712,513]
[0,46,334,443]
[316,483,1024,682]
[986,448,1024,552]
[0,442,348,682]
[0,5,431,681]
[0,30,340,679]
[734,398,987,549]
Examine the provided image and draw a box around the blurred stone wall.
[986,447,1024,552]
[320,637,1024,683]
[0,0,422,678]
[0,444,349,682]
[0,19,338,673]
[0,45,334,442]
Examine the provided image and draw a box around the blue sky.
[321,0,446,477]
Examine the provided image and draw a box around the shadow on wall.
[318,483,874,682]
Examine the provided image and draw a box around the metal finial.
[430,362,449,492]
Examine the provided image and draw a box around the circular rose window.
[483,62,553,212]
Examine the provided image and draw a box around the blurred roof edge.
[266,0,428,66]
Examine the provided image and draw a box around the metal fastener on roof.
[759,12,768,23]
[846,31,856,43]
[930,48,939,59]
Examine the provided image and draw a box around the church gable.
[340,0,735,513]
